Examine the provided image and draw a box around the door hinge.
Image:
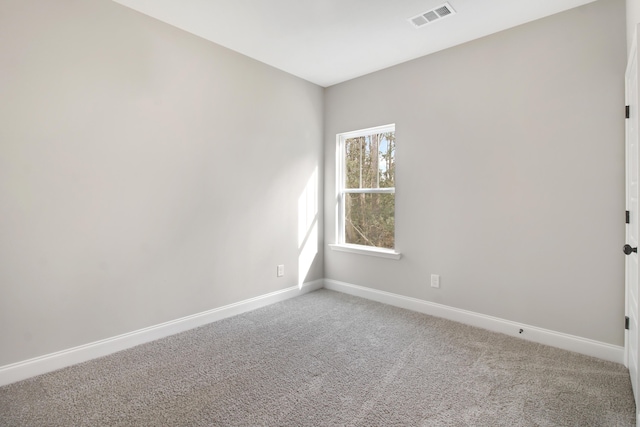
[626,316,630,330]
[627,210,630,224]
[626,105,630,119]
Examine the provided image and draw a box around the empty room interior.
[2,0,640,425]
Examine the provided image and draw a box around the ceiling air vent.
[408,2,456,29]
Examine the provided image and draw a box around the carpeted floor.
[0,289,636,426]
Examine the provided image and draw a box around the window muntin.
[338,124,395,250]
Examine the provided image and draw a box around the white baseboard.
[0,280,323,387]
[1,278,624,387]
[324,279,624,364]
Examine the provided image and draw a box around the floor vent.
[408,2,456,29]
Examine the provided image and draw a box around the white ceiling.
[112,0,598,87]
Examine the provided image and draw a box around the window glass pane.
[345,132,395,189]
[378,132,395,188]
[345,193,395,249]
[345,136,363,189]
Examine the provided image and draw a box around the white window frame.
[329,124,401,260]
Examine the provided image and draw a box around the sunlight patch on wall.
[298,167,319,287]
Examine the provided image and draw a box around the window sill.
[328,244,401,260]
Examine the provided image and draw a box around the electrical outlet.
[277,265,284,277]
[430,274,440,288]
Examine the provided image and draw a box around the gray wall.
[324,0,627,345]
[0,0,324,366]
[628,0,640,54]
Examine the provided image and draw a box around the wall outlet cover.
[431,274,440,288]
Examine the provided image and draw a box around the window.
[332,124,399,258]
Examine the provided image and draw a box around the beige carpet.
[0,289,635,426]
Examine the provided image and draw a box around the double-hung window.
[332,124,399,259]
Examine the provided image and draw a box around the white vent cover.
[408,2,456,28]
